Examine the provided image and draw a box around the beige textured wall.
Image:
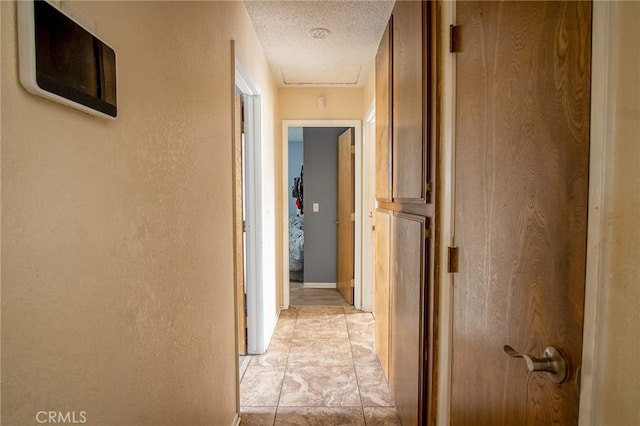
[278,87,365,121]
[1,1,275,425]
[594,3,640,425]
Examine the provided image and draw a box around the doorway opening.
[234,58,273,361]
[287,126,352,306]
[282,120,372,310]
[233,88,249,378]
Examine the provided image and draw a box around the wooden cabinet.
[374,210,392,378]
[375,20,392,202]
[392,1,428,203]
[390,213,428,426]
[374,1,436,425]
[375,1,431,205]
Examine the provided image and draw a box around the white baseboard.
[231,413,241,426]
[303,282,337,289]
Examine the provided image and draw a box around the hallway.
[240,307,401,425]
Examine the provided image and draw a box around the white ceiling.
[243,1,395,87]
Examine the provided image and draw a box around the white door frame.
[579,2,615,424]
[235,64,267,355]
[435,2,457,425]
[361,106,377,312]
[281,120,366,310]
[436,3,609,425]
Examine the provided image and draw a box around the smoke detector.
[309,27,331,39]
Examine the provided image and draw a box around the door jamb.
[235,61,265,355]
[435,2,456,425]
[361,105,377,312]
[281,120,363,309]
[579,2,612,425]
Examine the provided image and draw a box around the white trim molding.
[303,282,337,289]
[231,413,241,426]
[436,2,457,425]
[361,103,377,313]
[236,57,276,356]
[579,2,613,425]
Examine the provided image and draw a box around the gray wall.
[303,127,347,283]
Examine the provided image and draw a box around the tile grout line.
[245,306,396,424]
[344,308,369,425]
[351,311,398,423]
[273,308,297,425]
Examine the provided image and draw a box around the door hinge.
[350,279,355,288]
[450,25,461,53]
[350,145,356,154]
[350,212,356,222]
[243,220,247,232]
[448,246,459,273]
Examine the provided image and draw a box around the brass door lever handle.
[503,345,568,383]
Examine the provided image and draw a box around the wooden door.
[337,128,355,304]
[233,93,246,355]
[451,2,591,424]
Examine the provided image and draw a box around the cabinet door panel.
[392,1,426,202]
[374,209,392,378]
[375,19,392,202]
[390,212,426,426]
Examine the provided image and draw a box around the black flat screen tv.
[18,0,118,119]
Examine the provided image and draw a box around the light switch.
[312,203,319,212]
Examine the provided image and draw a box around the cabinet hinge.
[243,220,247,232]
[425,227,431,240]
[350,279,355,288]
[350,145,356,154]
[426,182,433,193]
[450,25,461,53]
[350,212,356,222]
[448,246,459,273]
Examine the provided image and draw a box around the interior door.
[337,128,355,304]
[451,1,591,424]
[233,93,246,355]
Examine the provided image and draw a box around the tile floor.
[289,282,351,307]
[240,306,401,425]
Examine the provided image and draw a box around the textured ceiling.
[243,1,395,87]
